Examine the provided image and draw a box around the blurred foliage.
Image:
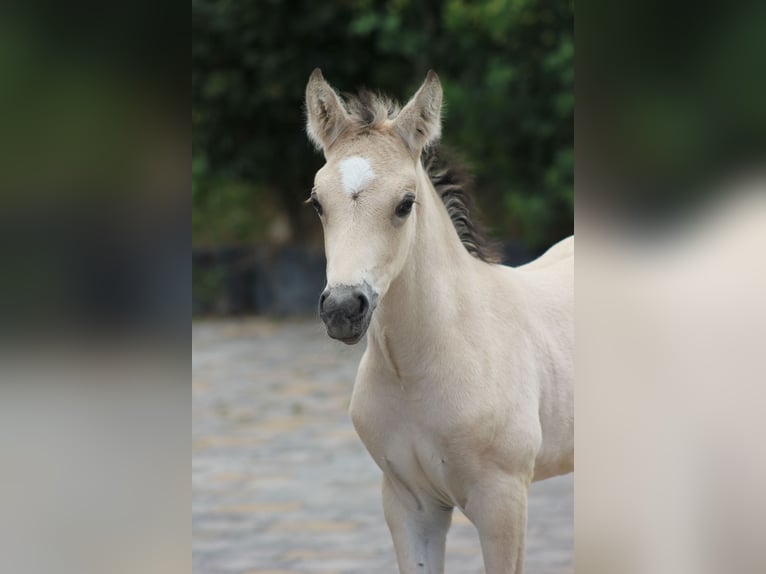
[193,0,573,249]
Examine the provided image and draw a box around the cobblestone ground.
[193,319,573,574]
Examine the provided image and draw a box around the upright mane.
[421,147,500,263]
[342,89,500,264]
[342,89,400,129]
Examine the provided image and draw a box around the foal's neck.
[368,162,480,381]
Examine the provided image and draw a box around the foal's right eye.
[309,196,323,216]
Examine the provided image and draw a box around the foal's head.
[305,69,442,344]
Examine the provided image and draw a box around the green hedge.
[193,0,573,250]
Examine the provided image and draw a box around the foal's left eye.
[395,196,415,218]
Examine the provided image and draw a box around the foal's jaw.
[319,281,379,344]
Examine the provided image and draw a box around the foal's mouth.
[323,308,375,345]
[335,332,366,345]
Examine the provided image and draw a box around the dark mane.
[341,89,500,264]
[421,146,500,263]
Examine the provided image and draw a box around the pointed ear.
[305,68,351,151]
[393,70,443,156]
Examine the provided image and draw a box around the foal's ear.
[305,68,351,151]
[394,70,443,156]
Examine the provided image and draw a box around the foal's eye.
[395,195,415,218]
[309,196,323,216]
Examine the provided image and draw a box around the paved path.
[193,319,573,574]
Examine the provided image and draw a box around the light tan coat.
[306,69,573,574]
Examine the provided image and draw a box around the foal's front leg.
[464,474,530,574]
[382,476,453,574]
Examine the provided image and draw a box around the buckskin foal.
[305,69,573,574]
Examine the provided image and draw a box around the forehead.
[314,131,415,195]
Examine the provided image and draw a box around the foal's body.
[305,69,573,573]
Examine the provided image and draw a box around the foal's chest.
[349,368,472,510]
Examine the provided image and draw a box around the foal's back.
[520,235,574,271]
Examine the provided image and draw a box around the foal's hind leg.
[382,476,452,574]
[464,474,530,574]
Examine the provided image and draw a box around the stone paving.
[193,318,573,574]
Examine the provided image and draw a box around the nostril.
[356,293,369,316]
[319,291,329,310]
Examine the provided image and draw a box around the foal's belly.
[533,450,574,481]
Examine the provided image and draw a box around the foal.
[305,69,573,574]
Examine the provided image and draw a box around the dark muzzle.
[319,282,377,344]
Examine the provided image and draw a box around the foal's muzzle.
[319,283,377,344]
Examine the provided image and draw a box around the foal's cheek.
[373,228,414,296]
